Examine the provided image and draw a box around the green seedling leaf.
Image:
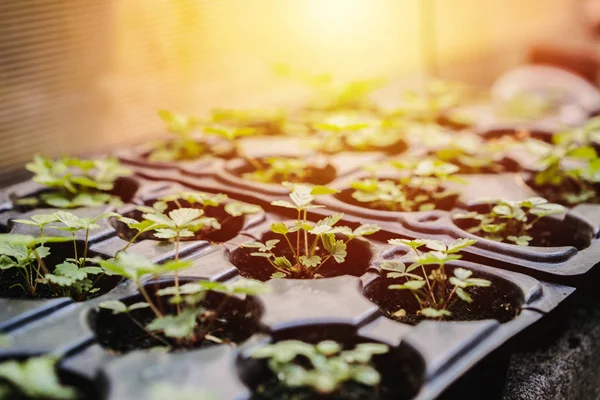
[420,308,452,318]
[224,202,262,217]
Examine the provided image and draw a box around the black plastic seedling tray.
[0,125,589,400]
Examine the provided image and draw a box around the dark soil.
[363,266,523,325]
[238,324,424,400]
[228,157,337,186]
[453,203,592,250]
[90,278,263,353]
[335,185,458,212]
[228,231,373,281]
[0,242,120,301]
[479,128,554,144]
[112,198,246,243]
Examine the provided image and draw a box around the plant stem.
[174,234,181,314]
[128,314,171,347]
[283,234,297,259]
[121,231,142,253]
[303,210,309,257]
[72,233,78,263]
[82,229,89,268]
[138,280,163,317]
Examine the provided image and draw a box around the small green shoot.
[454,197,566,246]
[0,356,78,400]
[99,253,269,349]
[385,238,490,320]
[351,159,462,211]
[243,183,380,279]
[18,155,131,209]
[250,340,388,394]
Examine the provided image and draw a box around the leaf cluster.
[20,155,131,208]
[0,356,78,400]
[385,238,490,319]
[99,253,268,347]
[242,157,312,184]
[1,211,116,299]
[351,159,462,211]
[454,197,566,246]
[244,184,380,279]
[251,340,389,394]
[533,133,600,204]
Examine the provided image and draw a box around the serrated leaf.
[447,238,477,253]
[224,202,261,217]
[299,255,321,268]
[270,222,289,235]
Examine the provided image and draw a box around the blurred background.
[0,0,589,184]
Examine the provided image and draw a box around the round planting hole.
[452,203,592,249]
[112,197,247,243]
[237,324,424,400]
[363,265,523,325]
[335,185,458,213]
[89,277,263,353]
[229,231,373,281]
[0,242,120,301]
[227,157,338,186]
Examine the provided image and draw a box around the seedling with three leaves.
[454,197,566,246]
[17,155,132,209]
[99,253,268,349]
[532,137,600,205]
[250,339,389,395]
[0,356,79,400]
[1,211,116,299]
[243,183,380,279]
[351,159,463,211]
[384,238,491,320]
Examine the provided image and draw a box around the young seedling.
[432,134,515,173]
[243,183,380,279]
[384,238,491,319]
[147,109,207,162]
[454,197,566,246]
[390,80,467,123]
[273,64,383,111]
[351,159,463,211]
[99,253,269,349]
[242,157,313,184]
[0,356,78,400]
[210,107,287,136]
[204,124,262,169]
[311,114,405,154]
[116,191,262,253]
[533,142,600,205]
[250,339,389,395]
[3,211,117,299]
[17,155,132,209]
